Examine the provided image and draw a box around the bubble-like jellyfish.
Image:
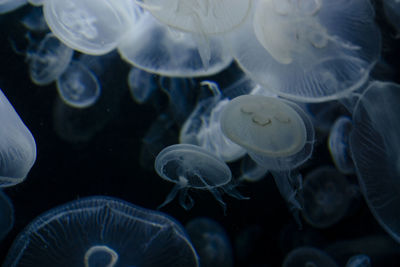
[230,0,381,102]
[180,81,246,162]
[302,166,352,228]
[127,67,158,104]
[0,190,14,241]
[328,116,355,175]
[0,89,36,187]
[346,254,371,267]
[155,144,247,212]
[28,33,74,86]
[43,0,133,55]
[186,217,233,267]
[0,0,27,14]
[350,81,400,243]
[282,246,338,267]
[4,196,199,267]
[56,60,101,108]
[220,94,314,225]
[383,0,400,35]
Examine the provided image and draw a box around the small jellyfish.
[28,33,74,86]
[328,116,355,175]
[346,254,371,267]
[56,60,101,108]
[4,196,199,266]
[302,166,352,228]
[186,217,233,267]
[0,0,27,14]
[0,190,14,241]
[155,144,247,213]
[127,67,158,104]
[282,246,339,267]
[0,89,36,187]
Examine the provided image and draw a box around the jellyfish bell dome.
[4,196,199,267]
[282,246,339,267]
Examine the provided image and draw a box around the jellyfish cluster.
[0,0,400,266]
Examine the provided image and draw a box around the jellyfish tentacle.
[158,183,182,210]
[178,187,194,210]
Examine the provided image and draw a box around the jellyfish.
[154,143,247,213]
[43,0,134,55]
[229,0,381,102]
[220,94,314,226]
[21,7,48,32]
[27,33,74,86]
[0,0,27,14]
[186,217,233,267]
[56,60,101,108]
[383,0,400,36]
[328,116,355,175]
[127,67,158,104]
[346,254,371,267]
[239,155,269,183]
[282,246,339,267]
[0,190,14,241]
[0,89,36,187]
[350,81,400,243]
[302,166,352,228]
[4,196,199,266]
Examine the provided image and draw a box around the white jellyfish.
[127,67,158,104]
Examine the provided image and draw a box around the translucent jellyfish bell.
[127,67,158,104]
[4,196,199,266]
[346,254,371,267]
[282,246,339,267]
[0,89,36,187]
[155,144,246,212]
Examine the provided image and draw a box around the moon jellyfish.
[127,67,158,104]
[43,0,133,55]
[180,81,246,162]
[328,116,355,175]
[282,246,338,267]
[4,196,199,267]
[0,89,36,187]
[0,0,27,14]
[346,254,371,267]
[186,217,233,267]
[230,0,380,102]
[350,81,400,243]
[155,144,247,213]
[28,33,74,86]
[0,190,14,241]
[302,166,352,228]
[56,60,101,108]
[220,94,314,226]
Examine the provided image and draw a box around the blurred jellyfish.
[180,81,246,162]
[43,0,134,55]
[186,217,233,267]
[383,0,400,36]
[328,116,355,175]
[220,94,314,225]
[350,81,400,243]
[229,0,380,102]
[0,190,14,241]
[304,100,347,134]
[239,155,269,183]
[282,246,338,267]
[56,60,101,108]
[0,0,27,14]
[302,166,352,228]
[21,7,48,32]
[4,196,199,266]
[155,144,247,213]
[27,33,74,86]
[346,254,371,267]
[0,89,36,187]
[127,67,158,104]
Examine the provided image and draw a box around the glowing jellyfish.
[4,196,199,266]
[0,89,36,187]
[350,81,400,243]
[230,0,381,102]
[186,217,233,267]
[220,94,314,226]
[0,0,27,14]
[43,0,133,55]
[28,33,74,86]
[346,254,371,267]
[127,67,158,104]
[302,166,352,228]
[56,60,101,108]
[155,144,246,212]
[282,246,338,267]
[328,116,355,175]
[0,190,14,241]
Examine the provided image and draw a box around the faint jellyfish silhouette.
[346,254,371,267]
[282,246,339,267]
[350,81,400,243]
[0,0,27,14]
[302,166,352,228]
[21,7,48,32]
[0,89,36,187]
[0,190,14,241]
[56,60,101,108]
[186,217,233,267]
[220,94,315,226]
[27,33,73,86]
[383,0,400,36]
[155,144,247,213]
[239,155,269,183]
[328,116,355,175]
[127,67,158,104]
[4,196,199,267]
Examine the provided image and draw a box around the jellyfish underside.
[84,245,118,267]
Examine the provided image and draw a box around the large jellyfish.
[4,196,199,266]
